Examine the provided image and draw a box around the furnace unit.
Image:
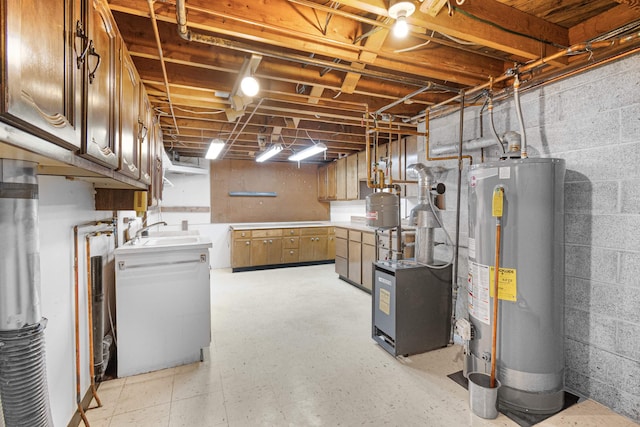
[372,260,452,357]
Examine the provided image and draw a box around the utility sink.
[118,234,211,253]
[143,236,200,246]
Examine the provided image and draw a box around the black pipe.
[450,90,465,344]
[91,256,105,382]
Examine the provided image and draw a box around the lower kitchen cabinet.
[362,232,376,291]
[230,224,334,271]
[348,231,362,284]
[335,226,375,293]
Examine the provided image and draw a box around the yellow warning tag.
[492,187,504,217]
[489,267,517,301]
[379,288,391,315]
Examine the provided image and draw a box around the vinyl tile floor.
[86,265,638,427]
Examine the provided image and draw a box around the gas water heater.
[465,158,565,414]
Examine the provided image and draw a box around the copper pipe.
[85,235,103,409]
[73,226,89,427]
[428,39,621,114]
[148,0,180,135]
[72,219,114,424]
[424,110,473,165]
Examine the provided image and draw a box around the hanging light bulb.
[393,12,410,38]
[388,1,415,39]
[240,75,260,97]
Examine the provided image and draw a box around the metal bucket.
[468,372,501,419]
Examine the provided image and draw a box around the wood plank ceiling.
[108,0,640,162]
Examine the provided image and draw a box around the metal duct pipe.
[0,159,53,427]
[430,138,503,155]
[0,160,40,329]
[406,163,446,265]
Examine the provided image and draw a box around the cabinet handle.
[290,250,294,254]
[245,241,250,246]
[269,239,273,243]
[290,238,294,242]
[87,41,101,84]
[290,230,294,235]
[263,240,267,244]
[75,20,89,69]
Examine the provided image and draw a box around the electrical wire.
[453,6,566,49]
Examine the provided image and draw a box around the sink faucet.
[132,221,167,244]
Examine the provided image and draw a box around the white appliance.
[115,235,212,377]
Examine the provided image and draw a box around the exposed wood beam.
[613,0,640,12]
[332,0,568,64]
[569,5,640,44]
[341,18,390,94]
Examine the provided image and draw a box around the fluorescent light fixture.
[205,139,225,159]
[288,143,328,161]
[255,144,283,163]
[240,76,260,97]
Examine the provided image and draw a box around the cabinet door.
[357,150,369,181]
[348,240,362,284]
[299,236,316,262]
[326,162,337,200]
[251,238,269,266]
[118,44,141,179]
[362,243,376,291]
[232,239,252,268]
[327,234,336,260]
[346,154,358,200]
[315,235,328,260]
[336,157,347,200]
[147,119,163,206]
[82,0,118,168]
[317,165,327,200]
[1,0,82,149]
[266,238,282,265]
[138,86,152,184]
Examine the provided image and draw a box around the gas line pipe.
[490,186,504,388]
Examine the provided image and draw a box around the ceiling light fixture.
[205,139,225,159]
[255,144,283,163]
[388,1,415,38]
[288,143,328,162]
[240,75,260,97]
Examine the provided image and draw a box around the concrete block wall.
[417,53,640,422]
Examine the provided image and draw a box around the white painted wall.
[38,175,109,426]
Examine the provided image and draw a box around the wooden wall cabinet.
[357,151,369,181]
[138,85,153,185]
[317,163,337,201]
[336,157,347,200]
[1,0,83,150]
[82,0,119,168]
[346,154,358,200]
[117,43,141,179]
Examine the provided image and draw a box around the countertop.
[229,221,332,231]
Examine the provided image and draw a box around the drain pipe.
[0,159,53,427]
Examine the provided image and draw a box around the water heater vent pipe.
[513,74,528,159]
